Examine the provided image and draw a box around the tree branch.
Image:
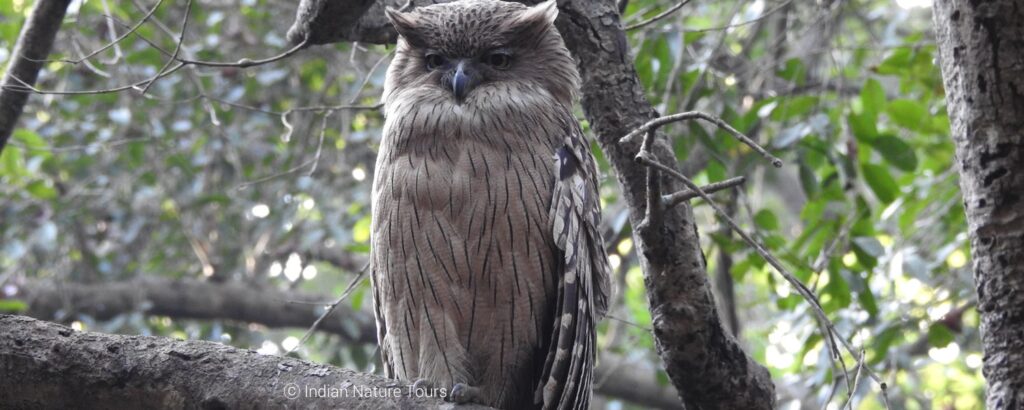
[0,0,71,154]
[11,277,378,345]
[8,276,683,409]
[0,314,491,409]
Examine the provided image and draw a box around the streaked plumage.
[370,1,611,408]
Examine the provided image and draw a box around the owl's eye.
[425,53,446,70]
[485,52,512,69]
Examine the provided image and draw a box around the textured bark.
[9,277,378,344]
[8,277,682,409]
[286,1,775,408]
[0,0,71,153]
[0,315,490,410]
[933,1,1024,409]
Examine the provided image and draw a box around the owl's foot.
[449,383,484,405]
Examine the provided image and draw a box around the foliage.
[0,0,980,408]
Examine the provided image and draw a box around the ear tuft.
[506,0,559,42]
[528,0,559,25]
[385,7,424,45]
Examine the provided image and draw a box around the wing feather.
[536,121,612,410]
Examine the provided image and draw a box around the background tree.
[0,0,984,408]
[933,0,1024,408]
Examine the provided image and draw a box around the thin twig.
[625,0,694,31]
[288,103,384,113]
[235,159,314,191]
[5,27,309,96]
[7,136,162,153]
[286,261,371,354]
[69,39,112,77]
[840,350,867,410]
[2,62,187,95]
[116,0,311,69]
[663,176,746,207]
[141,0,193,95]
[684,0,794,33]
[307,113,331,176]
[641,130,662,226]
[348,49,394,105]
[174,39,310,68]
[35,0,165,65]
[619,111,784,168]
[98,0,125,64]
[279,111,295,142]
[822,379,842,410]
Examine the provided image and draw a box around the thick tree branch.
[0,315,490,409]
[285,1,776,408]
[11,277,378,345]
[8,277,682,409]
[0,0,71,153]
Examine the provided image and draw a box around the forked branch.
[623,111,890,409]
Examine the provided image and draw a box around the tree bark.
[0,314,491,410]
[286,1,775,408]
[0,0,71,153]
[933,1,1024,409]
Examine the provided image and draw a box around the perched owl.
[370,1,612,408]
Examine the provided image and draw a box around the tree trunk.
[933,1,1024,409]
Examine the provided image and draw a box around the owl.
[370,1,612,408]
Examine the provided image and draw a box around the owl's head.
[383,0,579,109]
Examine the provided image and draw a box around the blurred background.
[0,0,977,408]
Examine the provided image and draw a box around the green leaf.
[870,326,902,364]
[823,270,852,311]
[350,280,368,310]
[927,324,955,347]
[731,258,752,282]
[847,111,877,141]
[345,243,370,254]
[857,287,879,317]
[776,294,801,311]
[777,58,807,86]
[1,145,25,177]
[799,162,819,197]
[754,209,779,231]
[860,78,886,115]
[13,129,51,160]
[861,163,899,204]
[26,180,57,200]
[193,194,232,208]
[887,99,929,131]
[869,134,918,172]
[0,299,28,313]
[771,96,818,121]
[352,216,372,243]
[877,47,912,75]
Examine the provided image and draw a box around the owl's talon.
[450,383,484,404]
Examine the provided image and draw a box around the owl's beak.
[451,60,476,102]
